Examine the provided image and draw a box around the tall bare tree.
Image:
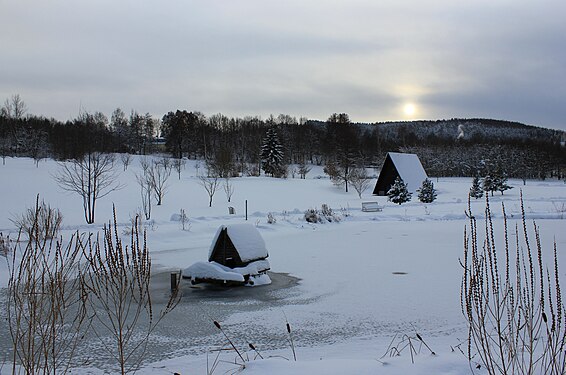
[2,94,27,119]
[349,167,372,198]
[148,158,172,205]
[198,175,220,207]
[54,152,122,224]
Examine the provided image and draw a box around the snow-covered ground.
[1,156,565,374]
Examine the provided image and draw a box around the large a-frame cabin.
[373,152,428,196]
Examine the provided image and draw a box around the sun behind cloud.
[403,103,416,118]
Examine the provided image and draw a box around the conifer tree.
[261,127,285,177]
[483,174,497,196]
[387,177,412,205]
[495,171,512,195]
[417,178,437,203]
[470,175,484,199]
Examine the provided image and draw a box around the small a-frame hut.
[182,224,271,286]
[208,224,269,268]
[373,152,428,196]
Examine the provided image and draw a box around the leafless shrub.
[10,197,63,242]
[82,208,180,374]
[6,200,88,374]
[462,192,566,375]
[179,208,190,231]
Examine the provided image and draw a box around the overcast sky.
[2,0,565,130]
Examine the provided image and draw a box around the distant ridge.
[307,118,564,144]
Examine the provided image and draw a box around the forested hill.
[1,101,564,179]
[308,118,564,145]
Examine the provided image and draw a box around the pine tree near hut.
[417,178,437,203]
[387,177,412,205]
[261,127,285,177]
[469,175,484,199]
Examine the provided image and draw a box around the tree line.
[1,94,564,179]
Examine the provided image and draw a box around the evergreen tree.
[483,174,497,196]
[417,178,437,203]
[387,177,412,205]
[261,127,285,177]
[469,175,484,199]
[495,171,512,195]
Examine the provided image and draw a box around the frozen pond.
[0,271,304,371]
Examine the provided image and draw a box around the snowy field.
[1,156,566,374]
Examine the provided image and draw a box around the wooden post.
[245,200,248,221]
[170,272,178,292]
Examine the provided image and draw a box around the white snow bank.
[182,259,271,284]
[183,261,245,282]
[208,223,268,262]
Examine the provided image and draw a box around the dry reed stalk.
[461,192,566,375]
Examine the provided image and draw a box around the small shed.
[373,152,428,196]
[182,224,271,286]
[208,224,269,268]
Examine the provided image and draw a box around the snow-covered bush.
[417,178,437,203]
[321,204,341,222]
[267,212,277,224]
[304,205,341,223]
[387,177,412,205]
[304,208,321,223]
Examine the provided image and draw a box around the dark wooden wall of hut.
[209,228,244,268]
[373,154,400,195]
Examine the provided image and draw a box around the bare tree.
[7,199,88,374]
[82,209,180,374]
[148,158,172,205]
[223,177,234,203]
[349,167,372,198]
[120,153,132,171]
[172,157,186,180]
[298,159,312,179]
[54,152,122,224]
[136,170,153,220]
[2,94,27,119]
[198,175,220,207]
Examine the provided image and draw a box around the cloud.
[1,0,565,130]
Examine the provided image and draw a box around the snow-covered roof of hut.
[208,224,268,263]
[387,152,428,192]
